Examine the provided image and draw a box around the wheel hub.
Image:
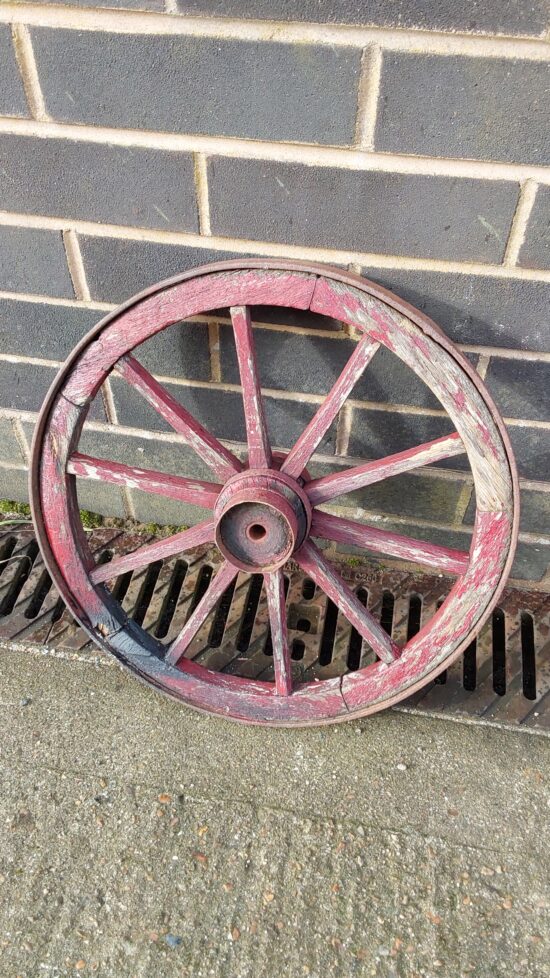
[213,470,312,572]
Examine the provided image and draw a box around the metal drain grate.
[1,523,549,729]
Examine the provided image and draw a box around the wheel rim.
[30,260,519,726]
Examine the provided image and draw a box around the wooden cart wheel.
[30,260,519,726]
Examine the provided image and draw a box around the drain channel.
[1,523,548,730]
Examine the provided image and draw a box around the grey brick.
[111,377,245,444]
[347,406,454,461]
[460,424,550,482]
[79,427,214,482]
[0,299,99,360]
[111,378,337,454]
[137,322,211,384]
[518,186,550,270]
[0,227,74,298]
[0,361,106,422]
[0,26,27,118]
[507,426,550,482]
[340,469,465,525]
[75,480,127,520]
[376,54,550,166]
[209,159,518,262]
[319,485,548,582]
[518,489,550,535]
[1,462,125,518]
[0,362,62,414]
[219,325,440,408]
[361,267,550,353]
[0,295,210,380]
[264,396,338,455]
[79,236,253,304]
[484,359,550,422]
[510,540,549,582]
[329,512,473,563]
[0,466,29,506]
[49,1,163,8]
[0,135,198,232]
[436,423,550,483]
[33,29,361,145]
[130,490,211,527]
[464,484,550,537]
[0,418,26,464]
[174,1,550,37]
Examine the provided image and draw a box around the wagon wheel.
[31,260,518,726]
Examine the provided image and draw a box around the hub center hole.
[247,522,267,542]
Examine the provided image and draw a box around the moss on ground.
[79,509,104,529]
[0,501,189,537]
[0,499,32,518]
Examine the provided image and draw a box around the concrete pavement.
[0,642,548,978]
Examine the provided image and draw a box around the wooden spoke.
[166,560,239,665]
[116,354,242,481]
[281,335,379,478]
[296,540,400,664]
[231,306,272,469]
[68,453,221,508]
[312,510,469,577]
[91,519,215,584]
[307,433,465,505]
[264,569,292,696]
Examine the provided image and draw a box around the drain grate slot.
[132,561,163,627]
[406,594,422,641]
[111,571,133,604]
[0,536,16,577]
[155,560,188,639]
[291,638,305,660]
[209,577,236,648]
[0,541,39,616]
[2,521,549,730]
[319,599,338,666]
[520,612,536,700]
[236,574,263,653]
[24,570,53,620]
[302,577,315,600]
[380,590,395,636]
[188,565,213,620]
[347,587,368,671]
[50,596,65,624]
[463,639,477,691]
[492,608,506,696]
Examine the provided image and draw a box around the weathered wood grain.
[296,539,400,664]
[311,510,469,576]
[230,305,272,469]
[310,276,512,514]
[90,519,215,585]
[68,452,221,508]
[116,354,242,481]
[166,560,238,666]
[341,509,512,711]
[307,432,465,505]
[264,569,293,696]
[62,270,317,406]
[281,334,379,479]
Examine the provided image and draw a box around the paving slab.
[0,642,548,978]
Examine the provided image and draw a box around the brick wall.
[0,1,549,586]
